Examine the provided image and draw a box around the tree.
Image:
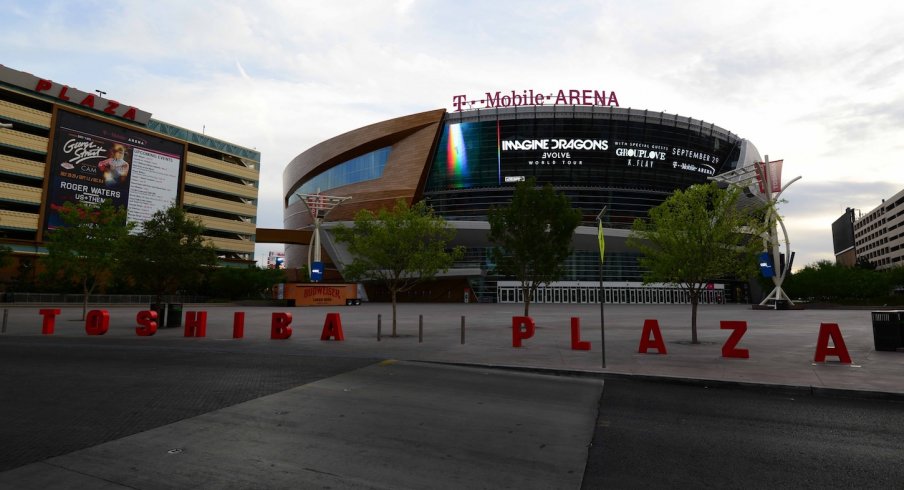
[333,199,464,337]
[855,257,877,271]
[487,178,582,316]
[42,200,133,319]
[0,245,11,274]
[628,182,768,343]
[784,260,899,303]
[120,205,218,304]
[206,266,286,300]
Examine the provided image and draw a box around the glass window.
[289,146,391,204]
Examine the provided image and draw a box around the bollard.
[1,308,7,334]
[377,314,382,342]
[419,315,423,343]
[461,316,465,344]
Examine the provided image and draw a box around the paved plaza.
[3,302,902,395]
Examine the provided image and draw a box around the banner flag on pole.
[598,220,605,262]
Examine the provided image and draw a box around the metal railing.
[1,293,207,305]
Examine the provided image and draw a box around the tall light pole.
[755,155,800,308]
[295,191,351,282]
[709,155,800,308]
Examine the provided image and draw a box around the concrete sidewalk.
[3,302,902,396]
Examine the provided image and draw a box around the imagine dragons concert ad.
[44,109,185,233]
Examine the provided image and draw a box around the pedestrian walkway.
[3,302,902,395]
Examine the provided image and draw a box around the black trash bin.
[166,303,183,329]
[149,303,167,327]
[870,311,904,351]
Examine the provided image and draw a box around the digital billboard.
[831,208,856,254]
[43,109,185,234]
[428,119,736,192]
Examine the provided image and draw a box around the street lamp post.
[295,191,351,282]
[709,155,801,308]
[755,155,801,308]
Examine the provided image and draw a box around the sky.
[3,0,903,269]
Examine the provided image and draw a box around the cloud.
[777,180,901,269]
[780,180,901,218]
[4,0,904,267]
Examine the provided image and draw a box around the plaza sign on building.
[0,64,152,125]
[452,89,619,112]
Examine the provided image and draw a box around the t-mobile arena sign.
[452,89,619,112]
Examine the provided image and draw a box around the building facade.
[836,188,904,269]
[283,105,762,304]
[0,64,260,288]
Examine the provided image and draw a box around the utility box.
[149,303,166,327]
[166,303,183,328]
[870,311,904,351]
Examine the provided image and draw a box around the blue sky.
[3,0,904,268]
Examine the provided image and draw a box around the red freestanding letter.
[271,312,293,339]
[638,319,667,354]
[814,323,852,364]
[233,312,245,339]
[512,316,536,347]
[85,310,110,335]
[39,309,60,335]
[570,317,591,350]
[320,313,345,341]
[184,311,207,338]
[136,310,158,336]
[720,320,749,359]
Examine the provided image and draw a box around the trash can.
[870,311,904,351]
[166,303,183,328]
[149,303,167,327]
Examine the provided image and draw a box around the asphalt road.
[3,334,903,488]
[0,336,602,489]
[0,336,379,472]
[583,378,904,489]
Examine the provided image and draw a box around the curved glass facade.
[423,109,749,299]
[288,146,391,204]
[425,114,742,228]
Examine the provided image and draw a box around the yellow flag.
[598,220,605,262]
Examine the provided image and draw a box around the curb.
[416,360,904,402]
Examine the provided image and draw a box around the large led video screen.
[831,209,856,254]
[43,109,185,234]
[428,118,737,192]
